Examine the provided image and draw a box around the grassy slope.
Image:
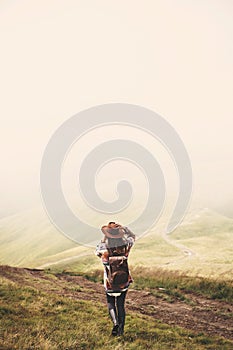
[0,208,232,280]
[168,209,233,278]
[1,208,232,349]
[1,268,232,350]
[0,209,78,267]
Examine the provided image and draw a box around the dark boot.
[117,314,125,336]
[109,309,119,336]
[117,323,124,336]
[111,324,119,336]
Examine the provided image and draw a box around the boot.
[117,323,124,336]
[117,315,125,336]
[109,309,119,336]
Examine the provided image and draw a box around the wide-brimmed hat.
[101,224,124,239]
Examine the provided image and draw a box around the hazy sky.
[1,0,232,219]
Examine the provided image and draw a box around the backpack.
[106,245,129,290]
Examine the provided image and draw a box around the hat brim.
[101,226,124,239]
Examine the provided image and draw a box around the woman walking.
[95,222,135,336]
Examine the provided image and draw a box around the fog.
[1,0,232,222]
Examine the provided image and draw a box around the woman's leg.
[106,293,119,336]
[116,291,127,335]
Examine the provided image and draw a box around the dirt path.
[1,266,232,341]
[162,230,196,258]
[157,218,197,265]
[128,289,233,340]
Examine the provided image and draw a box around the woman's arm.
[95,241,107,257]
[123,227,136,240]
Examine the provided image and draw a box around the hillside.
[0,208,232,280]
[0,208,79,267]
[39,208,233,280]
[0,265,233,350]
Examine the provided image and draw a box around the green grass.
[0,274,232,350]
[131,268,233,303]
